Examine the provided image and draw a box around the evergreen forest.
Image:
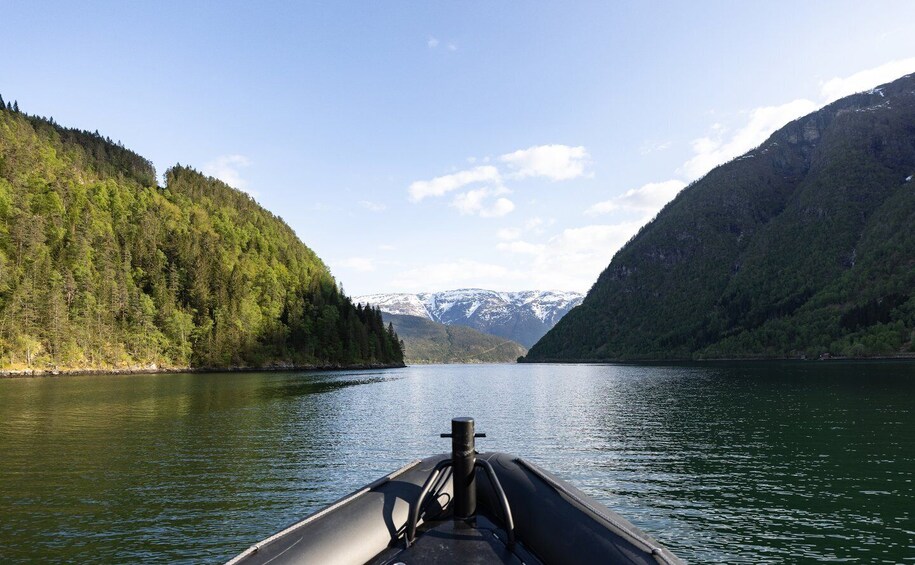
[0,98,403,371]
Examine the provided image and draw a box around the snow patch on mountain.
[354,289,584,347]
[354,293,430,319]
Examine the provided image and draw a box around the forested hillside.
[0,99,403,370]
[525,73,915,361]
[383,313,526,364]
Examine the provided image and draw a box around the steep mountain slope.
[526,74,915,361]
[384,313,526,364]
[356,289,583,347]
[0,101,403,370]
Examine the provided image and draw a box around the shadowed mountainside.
[526,73,915,361]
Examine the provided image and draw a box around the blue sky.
[4,1,915,295]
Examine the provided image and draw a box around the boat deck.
[369,515,542,565]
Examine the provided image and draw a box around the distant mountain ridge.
[355,289,583,347]
[526,73,915,361]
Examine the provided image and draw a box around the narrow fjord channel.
[1,362,913,563]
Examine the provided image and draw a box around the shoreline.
[0,362,406,379]
[518,353,915,365]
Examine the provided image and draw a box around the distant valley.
[383,313,526,364]
[355,289,583,348]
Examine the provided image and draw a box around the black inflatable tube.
[226,455,453,565]
[226,452,681,565]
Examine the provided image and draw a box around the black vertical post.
[451,417,476,520]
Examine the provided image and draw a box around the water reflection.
[0,362,913,563]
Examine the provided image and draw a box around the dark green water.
[0,362,913,563]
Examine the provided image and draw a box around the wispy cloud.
[451,188,515,217]
[408,144,590,219]
[203,154,254,195]
[358,200,387,212]
[586,180,687,216]
[496,222,645,291]
[408,165,501,202]
[500,144,591,181]
[820,57,915,103]
[639,140,672,155]
[496,240,545,255]
[428,37,457,51]
[525,217,547,231]
[496,227,521,241]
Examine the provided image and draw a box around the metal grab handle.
[405,459,452,546]
[476,459,515,547]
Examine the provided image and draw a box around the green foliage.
[525,74,915,362]
[385,313,527,364]
[0,103,403,370]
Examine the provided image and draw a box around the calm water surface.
[1,362,913,563]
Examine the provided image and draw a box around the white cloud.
[428,37,439,48]
[451,189,514,217]
[820,58,915,103]
[339,257,375,272]
[408,165,501,201]
[358,200,387,212]
[500,144,590,181]
[497,227,521,240]
[496,240,545,255]
[525,217,544,230]
[639,140,672,155]
[680,99,818,180]
[518,222,645,291]
[447,43,457,52]
[586,180,687,216]
[482,198,515,218]
[390,259,524,292]
[203,154,254,194]
[378,244,396,251]
[408,145,589,219]
[451,188,489,215]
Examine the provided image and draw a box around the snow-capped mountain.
[354,289,583,348]
[354,293,431,319]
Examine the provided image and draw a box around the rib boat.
[227,417,682,564]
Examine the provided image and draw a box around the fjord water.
[1,363,913,563]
